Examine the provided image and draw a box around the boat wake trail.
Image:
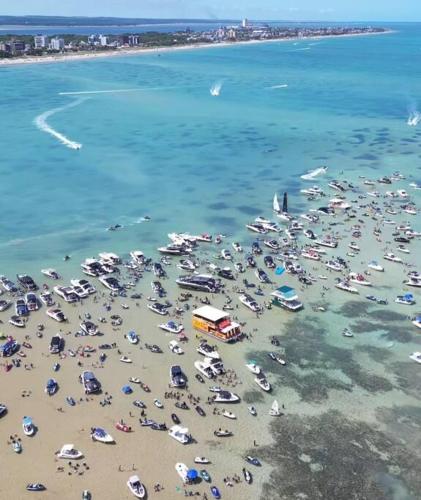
[268,84,288,90]
[59,87,179,96]
[210,81,223,96]
[407,110,421,127]
[34,98,86,150]
[300,166,328,180]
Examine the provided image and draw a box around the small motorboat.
[245,361,261,374]
[120,356,132,363]
[129,377,141,384]
[127,474,146,498]
[175,401,189,410]
[140,418,155,427]
[26,484,46,492]
[153,399,163,408]
[195,374,205,384]
[342,328,354,338]
[269,400,281,416]
[245,455,261,466]
[194,456,210,464]
[213,429,233,437]
[169,340,184,355]
[126,331,139,344]
[171,413,180,424]
[222,410,236,419]
[66,396,76,406]
[255,374,271,392]
[133,400,146,409]
[159,320,184,334]
[82,491,92,500]
[57,444,83,460]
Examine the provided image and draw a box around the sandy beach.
[0,30,394,68]
[1,166,420,499]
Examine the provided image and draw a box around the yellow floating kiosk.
[192,305,241,342]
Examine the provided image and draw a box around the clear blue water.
[1,23,420,276]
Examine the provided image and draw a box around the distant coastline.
[0,29,394,68]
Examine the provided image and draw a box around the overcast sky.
[0,0,418,22]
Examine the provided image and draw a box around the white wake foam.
[34,98,85,150]
[59,88,145,96]
[301,167,328,180]
[210,81,223,96]
[407,111,421,127]
[268,84,288,89]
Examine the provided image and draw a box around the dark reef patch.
[242,390,265,404]
[255,411,421,500]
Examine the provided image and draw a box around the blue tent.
[187,469,198,481]
[404,293,414,300]
[122,385,133,394]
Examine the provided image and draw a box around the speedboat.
[368,260,384,272]
[409,352,421,364]
[80,321,98,336]
[194,360,215,379]
[335,281,359,294]
[214,429,233,437]
[91,427,114,443]
[26,484,46,492]
[13,441,22,453]
[222,410,236,419]
[57,444,83,460]
[243,468,252,484]
[200,470,211,482]
[197,341,220,359]
[130,251,145,265]
[0,275,17,292]
[40,291,55,307]
[41,268,60,280]
[127,475,146,498]
[45,378,58,396]
[315,237,338,248]
[245,361,261,374]
[264,239,280,250]
[147,303,168,315]
[120,356,132,363]
[210,486,221,499]
[234,262,245,273]
[15,298,28,316]
[383,252,402,263]
[70,279,96,295]
[406,277,421,288]
[9,315,25,327]
[49,334,63,354]
[245,223,268,234]
[412,316,421,329]
[168,425,191,444]
[254,374,271,392]
[175,463,189,483]
[154,398,163,408]
[177,259,197,271]
[22,416,35,436]
[169,340,184,355]
[245,456,261,466]
[25,293,39,311]
[221,249,232,260]
[17,274,38,291]
[248,406,257,416]
[159,321,184,334]
[255,268,270,284]
[212,390,240,403]
[349,273,371,286]
[195,456,210,464]
[395,294,415,305]
[301,249,320,261]
[127,331,139,344]
[268,352,286,365]
[239,293,261,312]
[170,365,186,387]
[46,308,66,322]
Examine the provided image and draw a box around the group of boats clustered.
[0,166,420,498]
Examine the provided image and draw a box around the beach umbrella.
[275,267,285,276]
[187,469,198,481]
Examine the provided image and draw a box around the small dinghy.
[200,469,211,482]
[213,429,233,437]
[242,468,252,484]
[245,455,261,466]
[26,484,46,492]
[129,377,141,384]
[120,356,132,363]
[222,410,236,419]
[57,444,83,460]
[45,378,58,396]
[12,440,22,453]
[248,406,257,416]
[127,474,146,498]
[127,331,139,345]
[22,416,35,436]
[153,399,163,408]
[210,486,221,499]
[194,456,210,464]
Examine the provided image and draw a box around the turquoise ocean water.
[0,23,420,275]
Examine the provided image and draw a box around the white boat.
[80,320,98,336]
[159,321,184,334]
[302,249,320,261]
[154,398,163,408]
[409,352,421,363]
[22,416,35,436]
[269,400,281,416]
[335,281,359,294]
[406,278,421,288]
[245,362,261,374]
[70,279,96,295]
[91,427,114,443]
[98,275,121,292]
[348,273,371,286]
[395,294,415,305]
[248,406,257,416]
[127,475,146,498]
[120,356,132,363]
[57,444,83,460]
[254,374,271,392]
[53,285,78,303]
[169,340,184,355]
[99,252,121,265]
[194,360,215,379]
[175,463,189,482]
[213,390,240,403]
[222,410,236,419]
[130,251,144,265]
[221,249,232,260]
[383,253,402,263]
[169,425,190,444]
[368,260,384,272]
[232,242,243,253]
[197,342,220,359]
[194,456,210,464]
[41,268,60,280]
[245,223,268,234]
[239,293,261,312]
[46,308,66,322]
[412,316,421,329]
